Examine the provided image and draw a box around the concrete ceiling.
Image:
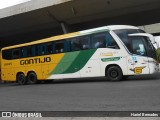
[0,0,160,47]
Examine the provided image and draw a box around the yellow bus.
[1,25,159,85]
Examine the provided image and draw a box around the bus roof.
[2,25,139,50]
[107,25,138,30]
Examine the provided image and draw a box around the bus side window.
[37,44,46,56]
[105,32,119,49]
[31,46,36,56]
[27,46,32,57]
[79,36,90,50]
[55,42,64,53]
[21,47,27,58]
[2,49,12,60]
[13,49,20,59]
[70,36,90,51]
[71,38,82,51]
[65,40,71,52]
[92,33,106,48]
[46,42,53,54]
[42,45,46,55]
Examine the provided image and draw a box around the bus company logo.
[2,112,11,117]
[100,51,118,56]
[100,52,113,56]
[130,66,146,74]
[20,57,51,65]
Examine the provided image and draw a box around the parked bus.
[0,25,159,85]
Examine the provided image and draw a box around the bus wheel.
[106,66,122,81]
[17,73,27,85]
[27,72,37,84]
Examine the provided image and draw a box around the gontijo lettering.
[20,57,51,65]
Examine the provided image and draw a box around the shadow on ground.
[0,73,160,87]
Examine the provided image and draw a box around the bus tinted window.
[71,36,90,51]
[27,46,32,57]
[32,46,36,56]
[55,42,64,53]
[71,38,81,51]
[2,49,12,60]
[80,36,90,50]
[92,32,119,49]
[27,46,36,57]
[105,32,119,49]
[21,47,27,58]
[65,40,71,52]
[46,42,53,54]
[37,44,46,55]
[92,33,106,48]
[13,49,20,59]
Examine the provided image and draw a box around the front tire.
[17,73,27,85]
[106,66,122,81]
[27,72,37,84]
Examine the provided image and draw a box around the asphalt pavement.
[0,73,160,111]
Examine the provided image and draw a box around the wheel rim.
[30,75,35,82]
[18,75,25,84]
[110,70,118,78]
[28,73,37,84]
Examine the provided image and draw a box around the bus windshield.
[114,29,157,60]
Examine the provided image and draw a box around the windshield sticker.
[101,57,120,62]
[132,56,137,61]
[130,66,146,74]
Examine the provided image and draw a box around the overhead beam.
[0,0,71,19]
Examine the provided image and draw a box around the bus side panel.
[100,57,128,76]
[1,59,26,81]
[1,58,15,81]
[98,49,128,76]
[25,65,42,80]
[42,64,49,80]
[80,59,101,77]
[1,68,15,81]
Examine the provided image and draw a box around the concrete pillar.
[46,11,70,34]
[60,22,69,34]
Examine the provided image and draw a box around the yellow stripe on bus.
[2,32,80,50]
